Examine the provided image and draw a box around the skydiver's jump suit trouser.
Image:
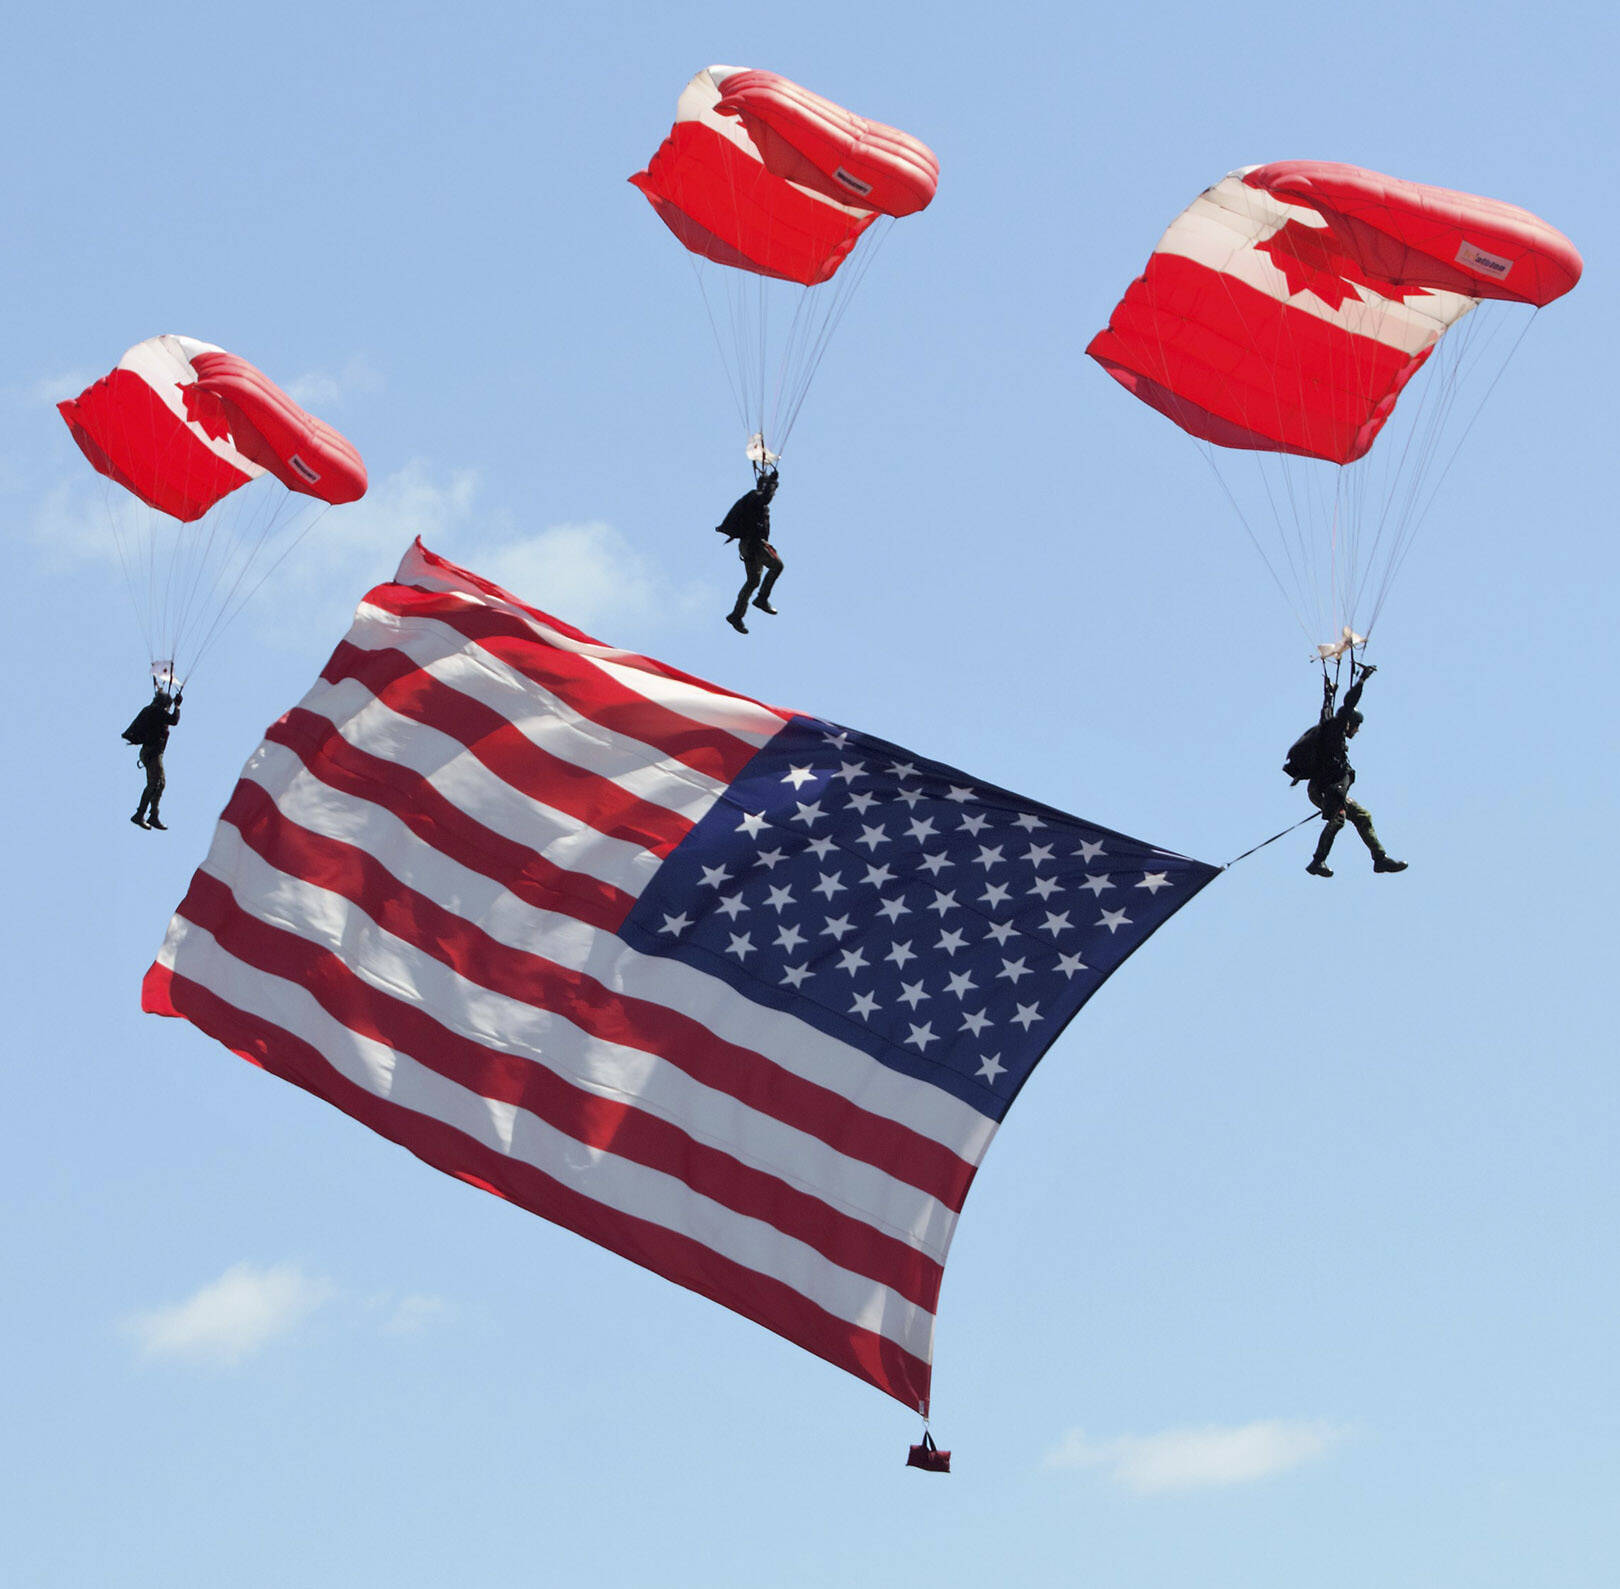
[136,749,166,823]
[730,540,783,622]
[1308,780,1388,867]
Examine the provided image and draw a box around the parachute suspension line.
[1367,308,1536,633]
[753,266,770,443]
[690,256,750,438]
[1275,454,1329,638]
[103,371,226,675]
[1257,453,1316,634]
[1148,265,1319,637]
[691,222,897,462]
[152,416,216,667]
[1326,475,1343,640]
[1348,306,1482,634]
[773,218,895,453]
[1189,264,1328,644]
[736,135,776,445]
[102,475,158,676]
[185,503,334,682]
[1194,442,1320,655]
[100,382,186,672]
[772,289,817,441]
[168,473,284,669]
[92,361,332,680]
[1229,234,1337,635]
[178,484,306,679]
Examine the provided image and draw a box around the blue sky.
[3,2,1616,1584]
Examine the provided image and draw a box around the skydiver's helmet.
[756,465,779,499]
[1345,709,1365,735]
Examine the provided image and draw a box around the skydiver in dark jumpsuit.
[716,466,783,635]
[1296,662,1406,877]
[126,687,181,830]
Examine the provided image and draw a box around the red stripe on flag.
[219,779,976,1215]
[402,541,780,701]
[262,710,635,932]
[140,962,935,1412]
[363,584,774,782]
[321,640,696,858]
[170,870,945,1309]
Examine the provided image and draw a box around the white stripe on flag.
[340,604,733,818]
[286,680,667,897]
[216,755,996,1165]
[177,819,962,1259]
[393,544,789,744]
[154,917,941,1362]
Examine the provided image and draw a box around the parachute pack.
[1283,723,1321,785]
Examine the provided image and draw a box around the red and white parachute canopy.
[632,67,939,460]
[1087,163,1581,651]
[59,336,368,680]
[60,334,366,521]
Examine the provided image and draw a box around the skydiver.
[1287,661,1407,878]
[715,465,783,635]
[123,685,182,830]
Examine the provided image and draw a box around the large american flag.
[143,541,1219,1413]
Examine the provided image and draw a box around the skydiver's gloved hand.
[1357,663,1376,678]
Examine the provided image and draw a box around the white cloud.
[15,368,99,408]
[379,1293,456,1335]
[254,463,715,643]
[22,454,720,666]
[241,460,486,646]
[124,1263,335,1366]
[282,354,385,411]
[12,352,385,415]
[23,479,124,573]
[1044,1419,1349,1493]
[294,457,484,571]
[474,519,715,634]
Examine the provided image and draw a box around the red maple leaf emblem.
[179,381,235,444]
[1255,219,1428,310]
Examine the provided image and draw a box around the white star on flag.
[143,540,1218,1420]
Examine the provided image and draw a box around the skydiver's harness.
[122,676,183,763]
[715,469,779,560]
[1224,656,1362,868]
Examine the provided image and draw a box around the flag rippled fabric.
[143,541,1218,1411]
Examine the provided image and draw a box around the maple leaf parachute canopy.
[631,66,939,464]
[1088,162,1582,656]
[59,335,367,683]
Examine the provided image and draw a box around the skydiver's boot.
[131,811,149,829]
[726,610,748,634]
[752,598,777,615]
[1307,818,1339,878]
[147,809,168,831]
[1347,801,1403,873]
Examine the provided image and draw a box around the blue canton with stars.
[619,717,1219,1121]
